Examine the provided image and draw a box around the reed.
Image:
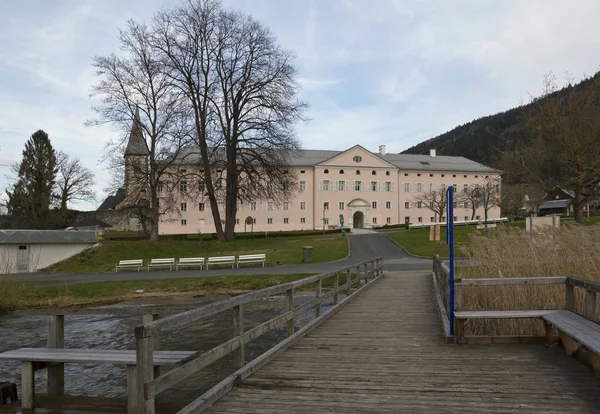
[458,225,600,335]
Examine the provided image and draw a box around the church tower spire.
[124,107,150,195]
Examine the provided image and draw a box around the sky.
[1,0,600,211]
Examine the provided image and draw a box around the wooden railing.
[134,257,385,414]
[432,255,451,338]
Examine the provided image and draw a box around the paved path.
[18,233,431,286]
[206,271,600,413]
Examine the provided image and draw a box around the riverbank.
[48,234,348,273]
[0,272,362,311]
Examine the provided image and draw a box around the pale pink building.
[157,145,501,235]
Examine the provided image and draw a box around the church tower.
[124,107,150,196]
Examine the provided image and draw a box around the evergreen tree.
[6,130,58,228]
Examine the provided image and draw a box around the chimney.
[379,145,386,155]
[430,148,436,157]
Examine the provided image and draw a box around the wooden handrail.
[456,277,568,286]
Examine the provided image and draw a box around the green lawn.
[49,234,348,274]
[387,225,478,257]
[1,272,357,310]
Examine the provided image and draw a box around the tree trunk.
[573,185,584,225]
[224,165,238,242]
[471,209,475,220]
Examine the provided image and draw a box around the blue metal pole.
[447,186,455,336]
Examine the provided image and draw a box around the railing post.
[453,281,463,344]
[47,314,64,397]
[346,269,352,295]
[565,282,575,312]
[333,273,340,305]
[585,288,597,322]
[135,326,155,414]
[363,263,368,283]
[286,288,295,336]
[142,314,161,378]
[315,279,322,318]
[233,304,245,368]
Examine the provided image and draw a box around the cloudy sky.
[1,0,600,210]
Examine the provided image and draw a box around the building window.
[453,202,457,208]
[372,217,377,224]
[441,174,445,177]
[267,218,273,224]
[386,201,391,209]
[353,180,363,191]
[464,175,468,178]
[300,201,307,210]
[430,174,434,177]
[385,181,393,192]
[180,202,187,212]
[198,203,205,211]
[324,202,330,210]
[250,202,257,211]
[283,202,289,210]
[418,217,423,223]
[324,169,329,174]
[284,218,289,224]
[386,171,391,176]
[323,218,329,225]
[454,216,458,221]
[339,201,345,210]
[372,170,376,175]
[372,201,378,209]
[416,183,423,192]
[475,175,478,178]
[338,180,346,191]
[235,218,240,224]
[463,201,468,208]
[440,184,446,191]
[356,170,361,175]
[453,184,457,191]
[181,219,187,226]
[430,201,434,209]
[180,181,187,192]
[428,183,434,193]
[431,217,434,222]
[386,217,391,224]
[340,169,345,174]
[404,201,410,209]
[403,183,411,192]
[198,181,205,193]
[321,180,330,191]
[464,216,468,221]
[353,155,362,163]
[442,216,446,221]
[463,184,468,193]
[253,218,256,224]
[267,201,274,211]
[476,215,480,220]
[299,181,306,192]
[417,201,422,209]
[301,217,306,223]
[405,216,411,224]
[370,181,378,191]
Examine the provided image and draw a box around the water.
[0,293,330,410]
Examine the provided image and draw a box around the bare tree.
[153,0,306,242]
[508,72,600,224]
[89,20,191,241]
[414,188,447,222]
[457,176,501,220]
[457,185,482,220]
[55,151,96,212]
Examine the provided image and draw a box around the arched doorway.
[353,211,365,229]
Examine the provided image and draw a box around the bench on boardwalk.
[237,253,266,268]
[147,258,175,271]
[542,310,600,376]
[176,257,205,270]
[115,259,143,272]
[206,255,235,269]
[0,348,196,413]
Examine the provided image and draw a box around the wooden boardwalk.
[206,271,600,414]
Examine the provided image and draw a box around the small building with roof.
[0,230,98,274]
[537,189,576,216]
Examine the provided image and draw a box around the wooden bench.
[237,253,266,268]
[0,348,196,413]
[147,258,175,271]
[542,310,600,376]
[115,259,143,272]
[176,257,205,270]
[206,255,235,269]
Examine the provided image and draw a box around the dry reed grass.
[458,225,600,336]
[0,274,29,311]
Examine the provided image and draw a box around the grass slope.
[49,235,348,274]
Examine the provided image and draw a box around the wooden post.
[233,304,245,369]
[333,273,339,305]
[585,289,597,322]
[47,315,64,397]
[346,269,351,295]
[363,263,368,283]
[135,328,155,414]
[21,361,34,410]
[453,283,462,344]
[286,288,295,336]
[142,314,160,378]
[315,279,322,318]
[565,283,575,312]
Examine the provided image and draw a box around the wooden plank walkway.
[206,271,600,414]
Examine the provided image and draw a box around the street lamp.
[474,186,488,236]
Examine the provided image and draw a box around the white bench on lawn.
[147,258,175,271]
[176,257,205,270]
[237,253,266,268]
[115,259,143,272]
[206,255,236,269]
